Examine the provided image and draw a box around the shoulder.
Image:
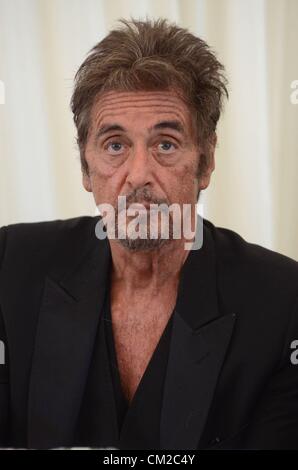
[204,219,298,368]
[204,218,298,285]
[204,218,298,320]
[0,215,100,278]
[1,215,98,247]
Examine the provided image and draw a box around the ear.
[82,171,92,192]
[198,133,217,190]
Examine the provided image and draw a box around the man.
[0,17,298,450]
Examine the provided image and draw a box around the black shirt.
[73,285,175,449]
[102,287,129,432]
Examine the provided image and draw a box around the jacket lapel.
[160,222,237,450]
[27,220,112,449]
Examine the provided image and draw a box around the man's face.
[83,89,215,250]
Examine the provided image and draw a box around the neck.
[109,238,190,296]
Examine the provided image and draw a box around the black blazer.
[0,216,298,449]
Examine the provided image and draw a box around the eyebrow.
[95,120,186,141]
[149,120,185,135]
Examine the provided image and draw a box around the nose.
[125,143,153,190]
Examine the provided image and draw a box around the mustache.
[116,188,169,208]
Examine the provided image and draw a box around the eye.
[157,140,177,153]
[105,141,124,155]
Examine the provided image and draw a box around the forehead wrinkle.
[93,104,190,124]
[94,91,189,107]
[96,98,186,106]
[96,90,181,100]
[94,99,188,113]
[91,92,195,140]
[94,104,187,118]
[97,92,185,102]
[92,91,192,122]
[94,108,190,135]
